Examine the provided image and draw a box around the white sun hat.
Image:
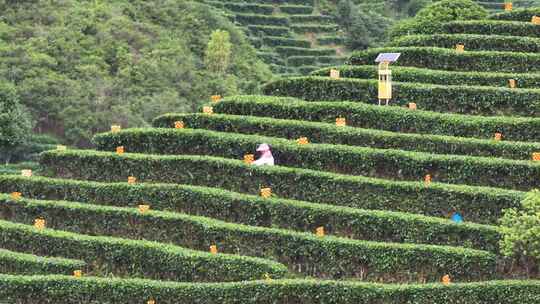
[256,143,271,152]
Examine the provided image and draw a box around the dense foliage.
[312,65,540,88]
[0,81,32,164]
[0,0,270,146]
[1,276,539,304]
[93,128,540,191]
[334,0,391,49]
[0,218,286,282]
[38,149,523,225]
[500,190,540,276]
[0,175,501,252]
[390,0,487,37]
[263,76,540,117]
[0,248,85,276]
[153,113,540,161]
[0,194,496,282]
[212,95,540,142]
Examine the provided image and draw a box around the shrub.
[0,195,497,282]
[220,3,274,15]
[1,275,539,304]
[390,0,487,37]
[211,96,540,142]
[0,175,502,252]
[440,20,540,38]
[234,14,290,26]
[248,25,290,36]
[262,76,540,117]
[348,47,540,73]
[391,34,540,53]
[37,150,523,225]
[275,47,336,57]
[153,113,540,161]
[0,248,85,276]
[262,37,311,48]
[500,190,540,276]
[414,0,487,23]
[93,128,540,191]
[0,219,287,282]
[311,65,540,89]
[489,7,540,22]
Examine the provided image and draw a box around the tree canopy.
[0,0,271,146]
[0,80,32,163]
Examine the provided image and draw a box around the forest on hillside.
[0,0,272,151]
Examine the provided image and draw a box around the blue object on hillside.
[451,212,463,223]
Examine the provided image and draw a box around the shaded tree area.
[0,80,32,164]
[0,0,271,146]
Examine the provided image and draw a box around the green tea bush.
[0,248,85,276]
[234,14,290,26]
[212,96,540,142]
[500,190,540,276]
[390,0,487,37]
[440,20,540,38]
[348,47,540,73]
[311,65,540,89]
[0,195,497,281]
[0,219,287,282]
[415,0,487,23]
[1,275,539,304]
[36,151,523,224]
[489,7,540,21]
[391,34,540,53]
[93,128,540,190]
[153,113,540,160]
[262,76,540,116]
[0,175,502,251]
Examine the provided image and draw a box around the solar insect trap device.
[375,53,400,106]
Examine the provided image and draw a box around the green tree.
[406,0,433,16]
[0,80,32,164]
[0,1,271,146]
[500,190,540,277]
[336,0,390,50]
[390,0,487,37]
[414,0,487,23]
[205,30,233,75]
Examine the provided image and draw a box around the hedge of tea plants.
[37,150,523,225]
[153,113,540,160]
[0,219,286,282]
[488,7,540,21]
[211,96,540,142]
[0,248,86,276]
[92,128,540,190]
[391,34,540,53]
[348,47,540,73]
[0,176,502,251]
[0,195,497,282]
[1,275,539,304]
[439,20,540,37]
[262,76,540,116]
[311,65,540,89]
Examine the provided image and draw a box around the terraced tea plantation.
[1,4,540,304]
[203,0,346,75]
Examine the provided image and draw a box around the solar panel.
[375,53,401,63]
